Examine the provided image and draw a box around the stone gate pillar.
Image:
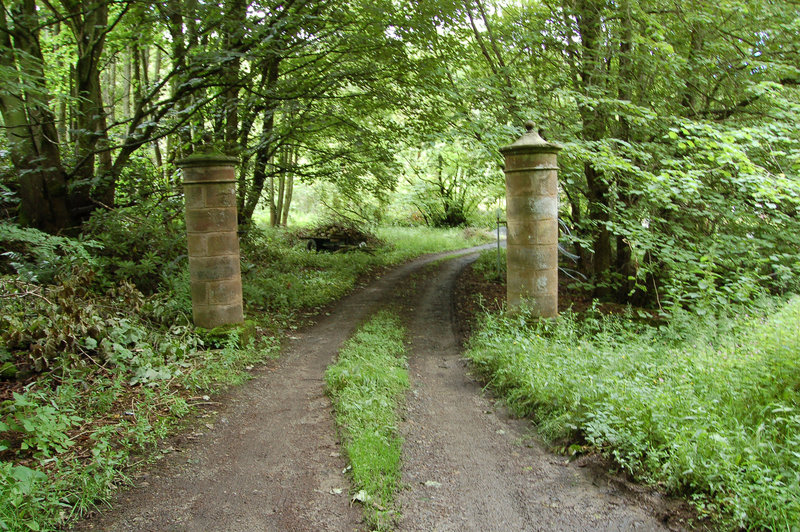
[178,153,244,328]
[500,121,561,317]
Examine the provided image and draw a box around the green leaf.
[10,465,47,494]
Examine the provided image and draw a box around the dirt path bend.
[398,252,677,532]
[76,245,684,532]
[74,246,490,532]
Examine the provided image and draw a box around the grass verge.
[0,317,277,531]
[465,297,800,529]
[325,310,408,530]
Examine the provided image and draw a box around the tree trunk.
[239,55,281,226]
[66,0,113,214]
[0,0,72,232]
[575,0,613,297]
[281,147,295,226]
[123,48,132,118]
[268,172,277,226]
[275,147,287,226]
[615,0,638,301]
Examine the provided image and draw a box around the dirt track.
[75,246,683,531]
[397,253,679,531]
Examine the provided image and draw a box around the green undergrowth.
[0,274,279,531]
[471,246,506,282]
[325,310,408,531]
[466,297,800,529]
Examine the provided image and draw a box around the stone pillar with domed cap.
[177,151,244,328]
[500,121,561,317]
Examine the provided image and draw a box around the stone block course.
[187,234,207,256]
[206,233,240,256]
[185,186,205,208]
[205,183,238,207]
[507,220,558,246]
[207,279,243,305]
[507,244,558,271]
[185,208,237,233]
[193,303,244,328]
[505,170,558,196]
[188,255,240,282]
[503,152,558,171]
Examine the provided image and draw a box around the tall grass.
[375,226,490,258]
[466,297,800,529]
[325,311,408,530]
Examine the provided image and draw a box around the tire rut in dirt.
[398,253,674,532]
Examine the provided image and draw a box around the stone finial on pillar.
[177,153,244,328]
[500,121,562,317]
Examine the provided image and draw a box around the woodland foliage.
[0,0,796,309]
[0,0,798,528]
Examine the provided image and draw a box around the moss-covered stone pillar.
[178,154,244,328]
[500,121,561,317]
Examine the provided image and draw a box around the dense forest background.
[2,0,798,310]
[1,0,799,528]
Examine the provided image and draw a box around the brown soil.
[73,246,694,531]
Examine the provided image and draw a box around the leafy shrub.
[607,123,800,310]
[83,198,187,293]
[0,270,194,379]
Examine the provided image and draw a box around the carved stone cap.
[176,152,239,169]
[500,121,562,155]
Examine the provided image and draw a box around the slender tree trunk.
[123,48,131,118]
[281,147,295,226]
[575,0,613,297]
[268,172,277,226]
[153,46,161,85]
[67,0,113,213]
[107,58,116,125]
[55,22,67,143]
[69,64,76,145]
[682,26,704,117]
[165,0,186,163]
[275,147,286,226]
[58,88,68,145]
[239,55,281,225]
[615,0,637,301]
[215,0,245,155]
[151,39,164,172]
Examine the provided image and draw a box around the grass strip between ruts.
[325,310,408,531]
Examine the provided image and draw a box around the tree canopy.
[1,0,798,308]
